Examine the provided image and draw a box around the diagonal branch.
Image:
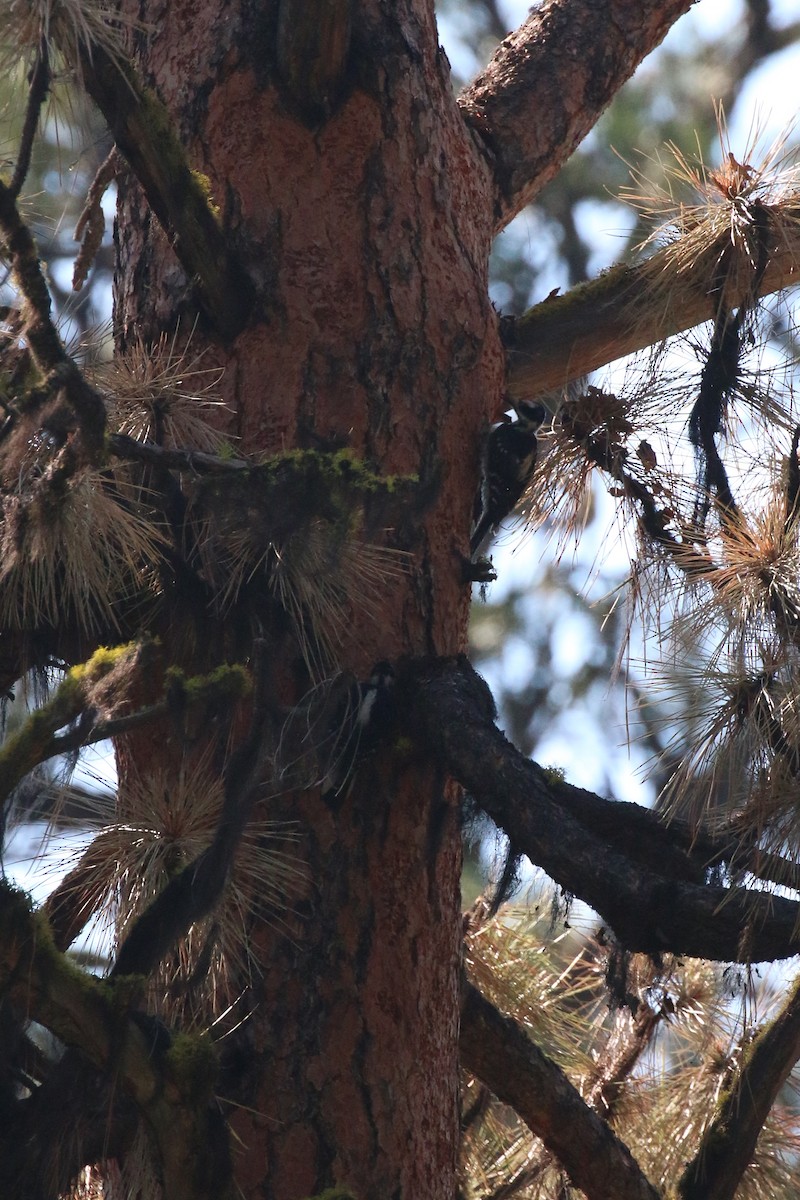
[678,969,800,1200]
[0,180,107,454]
[110,643,270,979]
[458,0,694,231]
[409,656,800,962]
[505,213,800,402]
[10,41,50,200]
[460,980,660,1200]
[70,44,255,340]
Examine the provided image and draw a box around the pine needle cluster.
[622,108,800,320]
[94,331,231,454]
[48,747,304,1025]
[0,464,167,634]
[519,120,800,883]
[460,907,800,1200]
[0,0,139,77]
[191,464,411,679]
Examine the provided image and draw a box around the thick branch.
[505,217,800,401]
[409,657,800,961]
[460,980,660,1200]
[458,0,694,230]
[679,970,800,1200]
[72,45,255,339]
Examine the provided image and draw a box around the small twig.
[108,431,251,473]
[0,180,106,456]
[10,42,50,201]
[73,147,121,290]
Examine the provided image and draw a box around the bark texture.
[101,0,702,1196]
[111,2,500,1196]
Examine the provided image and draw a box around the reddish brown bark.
[112,3,499,1197]
[103,1,699,1196]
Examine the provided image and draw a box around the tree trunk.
[112,1,502,1195]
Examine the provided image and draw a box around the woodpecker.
[470,401,546,558]
[321,661,396,803]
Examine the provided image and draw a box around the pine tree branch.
[0,181,107,455]
[0,882,234,1200]
[458,0,694,231]
[42,664,253,953]
[678,969,800,1200]
[10,41,50,200]
[110,645,269,979]
[460,980,661,1200]
[0,643,148,806]
[69,44,255,340]
[108,431,252,473]
[409,656,800,961]
[505,217,800,401]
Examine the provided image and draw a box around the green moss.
[67,643,134,686]
[252,447,416,494]
[542,765,567,784]
[514,260,630,332]
[166,1031,218,1102]
[131,86,224,232]
[190,171,221,220]
[164,663,252,702]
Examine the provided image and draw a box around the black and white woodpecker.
[470,400,547,558]
[321,661,396,803]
